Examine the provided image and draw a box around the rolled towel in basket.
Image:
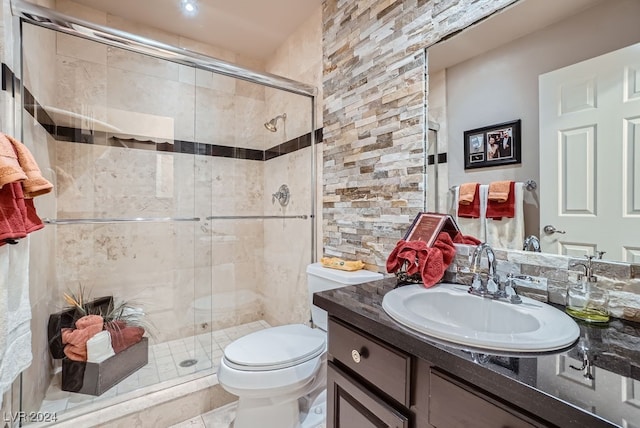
[106,321,145,354]
[61,315,104,361]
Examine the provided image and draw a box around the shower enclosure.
[14,1,317,423]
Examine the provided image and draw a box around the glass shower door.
[20,22,208,419]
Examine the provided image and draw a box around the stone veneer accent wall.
[322,0,517,269]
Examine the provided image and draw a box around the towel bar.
[450,180,537,192]
[43,217,201,224]
[206,215,308,220]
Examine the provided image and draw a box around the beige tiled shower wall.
[261,6,323,327]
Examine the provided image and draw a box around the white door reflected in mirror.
[539,42,640,262]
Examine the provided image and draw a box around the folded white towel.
[452,184,487,243]
[0,238,33,408]
[486,182,525,250]
[87,330,116,363]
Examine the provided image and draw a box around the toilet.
[217,262,383,428]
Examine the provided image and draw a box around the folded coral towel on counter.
[486,181,515,219]
[457,183,481,218]
[458,182,478,205]
[386,233,455,287]
[320,257,365,271]
[386,231,481,287]
[488,180,512,202]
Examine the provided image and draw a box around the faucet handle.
[505,274,522,304]
[470,272,490,297]
[486,275,499,294]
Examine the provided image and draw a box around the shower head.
[264,113,286,132]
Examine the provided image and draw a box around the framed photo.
[463,119,521,169]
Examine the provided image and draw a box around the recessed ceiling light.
[180,0,199,16]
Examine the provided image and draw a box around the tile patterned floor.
[35,320,270,418]
[169,402,238,428]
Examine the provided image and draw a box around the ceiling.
[70,0,323,60]
[428,0,605,72]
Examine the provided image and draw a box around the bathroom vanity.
[314,277,640,428]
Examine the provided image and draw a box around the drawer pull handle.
[351,349,361,363]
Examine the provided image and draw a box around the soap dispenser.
[565,255,609,323]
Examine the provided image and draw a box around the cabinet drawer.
[429,369,538,428]
[328,318,410,406]
[327,361,409,428]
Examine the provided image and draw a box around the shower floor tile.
[35,320,270,421]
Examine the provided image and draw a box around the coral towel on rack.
[486,182,525,250]
[458,182,478,205]
[457,183,481,218]
[6,134,53,197]
[488,180,512,203]
[453,184,486,242]
[0,182,43,246]
[486,181,515,219]
[0,134,49,245]
[0,134,27,187]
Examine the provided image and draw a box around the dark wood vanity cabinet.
[326,317,550,428]
[327,362,409,428]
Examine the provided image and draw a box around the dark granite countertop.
[314,277,640,428]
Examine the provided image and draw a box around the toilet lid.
[223,324,326,371]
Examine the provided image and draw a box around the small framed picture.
[463,119,521,169]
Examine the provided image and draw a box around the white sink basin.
[382,283,579,353]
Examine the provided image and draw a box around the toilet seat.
[223,324,326,371]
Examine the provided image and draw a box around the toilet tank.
[306,262,383,331]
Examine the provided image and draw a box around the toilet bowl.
[217,263,383,428]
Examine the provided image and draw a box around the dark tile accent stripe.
[2,63,13,93]
[1,62,322,162]
[427,152,448,165]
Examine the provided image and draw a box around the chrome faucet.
[469,243,499,297]
[522,235,541,252]
[469,243,521,304]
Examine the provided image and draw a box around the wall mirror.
[426,0,640,262]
